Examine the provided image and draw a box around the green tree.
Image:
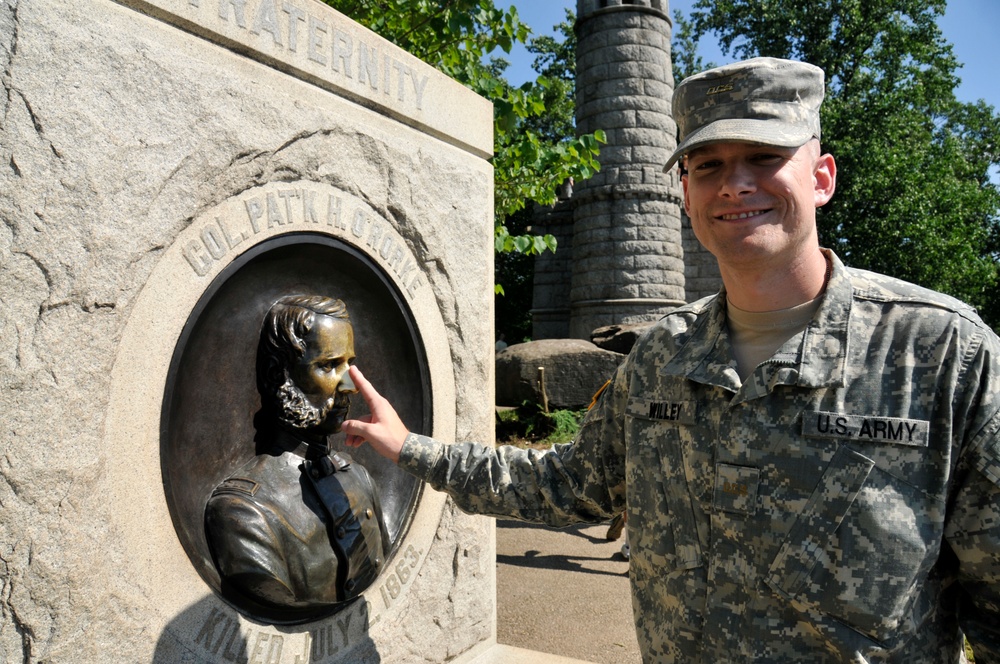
[325,1,604,278]
[670,8,713,83]
[493,205,535,343]
[493,9,581,343]
[678,0,1000,327]
[522,9,576,142]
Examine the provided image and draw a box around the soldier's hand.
[342,366,409,464]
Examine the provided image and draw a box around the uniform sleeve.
[944,338,1000,661]
[397,362,630,527]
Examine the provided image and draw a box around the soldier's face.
[681,140,835,273]
[288,315,357,434]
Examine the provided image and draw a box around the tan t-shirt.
[726,296,822,382]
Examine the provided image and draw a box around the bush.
[496,401,585,448]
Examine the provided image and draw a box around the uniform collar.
[662,249,851,394]
[796,249,851,388]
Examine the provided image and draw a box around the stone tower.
[532,0,686,339]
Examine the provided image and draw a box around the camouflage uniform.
[399,251,1000,662]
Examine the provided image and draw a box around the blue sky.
[499,0,999,112]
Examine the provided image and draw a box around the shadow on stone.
[152,594,382,663]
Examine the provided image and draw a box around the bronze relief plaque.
[161,233,428,623]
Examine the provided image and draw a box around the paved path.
[495,520,641,664]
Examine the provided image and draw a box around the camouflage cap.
[664,57,824,172]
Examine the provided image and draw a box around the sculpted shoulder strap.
[211,476,260,498]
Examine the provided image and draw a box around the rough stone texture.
[530,198,574,340]
[495,340,625,410]
[0,1,496,662]
[681,207,723,301]
[590,322,655,355]
[578,0,668,11]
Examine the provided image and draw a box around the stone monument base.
[461,643,595,664]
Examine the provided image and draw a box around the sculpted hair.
[256,295,350,410]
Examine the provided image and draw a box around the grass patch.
[496,402,585,449]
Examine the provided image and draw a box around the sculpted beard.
[276,378,338,430]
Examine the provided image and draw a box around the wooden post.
[538,366,549,414]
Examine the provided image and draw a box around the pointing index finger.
[349,365,379,401]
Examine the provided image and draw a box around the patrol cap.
[664,57,825,172]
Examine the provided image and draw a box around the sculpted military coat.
[205,446,386,620]
[399,251,1000,662]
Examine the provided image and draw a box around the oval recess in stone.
[160,232,428,623]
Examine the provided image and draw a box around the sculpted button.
[337,526,347,539]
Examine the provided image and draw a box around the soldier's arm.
[344,364,629,527]
[342,366,408,463]
[944,337,1000,660]
[945,433,1000,658]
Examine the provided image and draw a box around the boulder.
[590,322,655,354]
[496,339,625,410]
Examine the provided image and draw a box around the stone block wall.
[530,199,575,340]
[530,1,722,339]
[567,0,684,339]
[0,1,500,662]
[681,209,724,302]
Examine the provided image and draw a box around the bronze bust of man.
[204,295,387,621]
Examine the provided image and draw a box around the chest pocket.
[765,443,939,641]
[625,397,704,572]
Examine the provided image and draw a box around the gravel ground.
[495,519,641,664]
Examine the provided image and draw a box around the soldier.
[342,58,1000,661]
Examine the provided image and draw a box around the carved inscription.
[190,543,425,662]
[194,607,287,663]
[293,613,356,664]
[181,185,425,299]
[375,543,422,613]
[193,607,359,663]
[183,0,431,109]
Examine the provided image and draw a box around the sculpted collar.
[271,426,331,460]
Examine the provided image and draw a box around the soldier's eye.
[752,153,783,165]
[692,159,721,172]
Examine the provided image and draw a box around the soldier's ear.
[681,171,691,217]
[813,152,836,207]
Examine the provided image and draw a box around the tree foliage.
[670,9,714,83]
[678,0,1000,327]
[493,10,581,341]
[325,1,604,273]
